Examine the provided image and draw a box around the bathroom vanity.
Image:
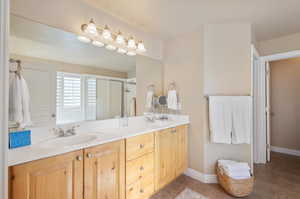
[8,116,189,199]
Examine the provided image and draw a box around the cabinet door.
[84,140,125,199]
[175,125,188,177]
[155,129,177,190]
[10,150,83,199]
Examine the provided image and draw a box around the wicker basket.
[216,165,254,197]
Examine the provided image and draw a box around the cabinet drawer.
[126,133,154,161]
[126,174,154,199]
[126,152,154,186]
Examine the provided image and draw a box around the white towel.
[209,96,232,144]
[218,160,250,171]
[218,159,251,179]
[145,91,154,109]
[232,97,251,144]
[167,90,178,110]
[9,74,32,128]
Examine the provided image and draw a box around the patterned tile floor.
[151,152,300,199]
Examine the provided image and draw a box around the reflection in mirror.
[9,15,137,127]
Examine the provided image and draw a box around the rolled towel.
[225,170,251,178]
[218,160,250,172]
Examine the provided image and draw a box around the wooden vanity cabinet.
[155,125,188,190]
[10,150,84,199]
[9,140,125,199]
[9,124,188,199]
[84,140,125,199]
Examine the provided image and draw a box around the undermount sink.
[39,135,98,149]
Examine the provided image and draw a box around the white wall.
[10,0,163,60]
[163,24,252,175]
[258,32,300,56]
[203,24,252,174]
[136,55,163,115]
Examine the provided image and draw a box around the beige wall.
[10,0,163,60]
[258,32,300,56]
[270,58,300,151]
[164,29,206,172]
[203,24,252,174]
[163,24,252,174]
[11,54,127,78]
[136,55,163,115]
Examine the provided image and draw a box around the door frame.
[0,0,9,198]
[254,50,300,164]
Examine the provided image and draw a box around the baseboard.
[271,146,300,157]
[184,168,218,184]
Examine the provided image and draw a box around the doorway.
[253,50,300,164]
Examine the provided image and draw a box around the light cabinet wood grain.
[126,133,154,161]
[126,174,154,199]
[155,125,188,190]
[175,125,188,177]
[126,152,154,186]
[84,140,125,199]
[10,150,83,199]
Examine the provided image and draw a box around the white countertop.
[8,115,189,166]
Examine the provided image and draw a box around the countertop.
[8,115,189,166]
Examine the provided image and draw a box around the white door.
[265,62,271,162]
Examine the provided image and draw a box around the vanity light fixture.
[116,31,125,45]
[127,37,137,49]
[102,25,113,41]
[77,35,91,43]
[106,44,117,51]
[78,19,146,56]
[92,40,104,47]
[82,19,98,36]
[137,41,146,52]
[117,48,127,54]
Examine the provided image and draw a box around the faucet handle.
[53,128,65,136]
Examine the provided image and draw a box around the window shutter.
[56,72,83,124]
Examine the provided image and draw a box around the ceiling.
[10,15,136,72]
[81,0,300,42]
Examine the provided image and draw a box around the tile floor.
[151,152,300,199]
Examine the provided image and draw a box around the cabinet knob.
[86,153,93,158]
[76,155,83,161]
[140,189,144,193]
[139,144,144,149]
[140,166,144,171]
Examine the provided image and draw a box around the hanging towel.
[209,96,232,144]
[9,74,32,128]
[167,90,178,110]
[145,91,154,109]
[231,97,251,144]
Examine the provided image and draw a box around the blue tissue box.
[9,130,31,149]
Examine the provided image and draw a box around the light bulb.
[116,31,125,45]
[137,41,146,52]
[117,48,127,54]
[106,44,117,51]
[127,37,136,49]
[126,51,136,56]
[92,40,104,47]
[77,35,91,43]
[84,19,98,36]
[102,25,112,41]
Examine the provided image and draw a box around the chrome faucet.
[53,125,80,137]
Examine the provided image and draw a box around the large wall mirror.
[9,15,148,127]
